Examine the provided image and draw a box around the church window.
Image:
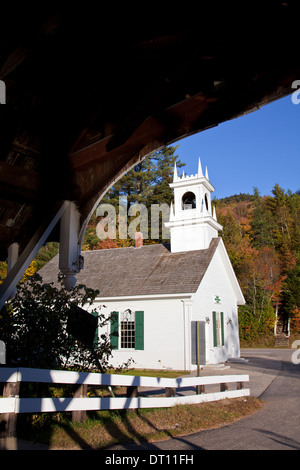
[121,309,136,349]
[212,311,224,347]
[182,191,196,210]
[110,310,144,350]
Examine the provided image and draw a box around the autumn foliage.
[83,152,300,345]
[1,145,299,347]
[215,186,300,343]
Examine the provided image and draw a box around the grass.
[240,331,276,348]
[17,396,263,449]
[109,368,190,378]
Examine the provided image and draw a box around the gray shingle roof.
[38,238,220,297]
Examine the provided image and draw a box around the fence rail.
[0,367,250,437]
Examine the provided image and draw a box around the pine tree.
[83,146,185,248]
[250,188,276,248]
[268,184,293,252]
[287,190,300,252]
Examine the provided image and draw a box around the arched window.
[182,191,196,210]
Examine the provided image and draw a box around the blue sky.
[174,94,300,200]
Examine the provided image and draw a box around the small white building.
[40,159,245,371]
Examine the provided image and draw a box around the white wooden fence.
[0,367,249,436]
[1,366,249,413]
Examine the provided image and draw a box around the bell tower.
[165,158,222,252]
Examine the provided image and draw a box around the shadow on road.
[253,428,300,450]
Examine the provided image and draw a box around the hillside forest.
[1,146,299,346]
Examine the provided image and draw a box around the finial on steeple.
[213,206,217,221]
[197,157,203,178]
[173,162,178,182]
[205,166,209,180]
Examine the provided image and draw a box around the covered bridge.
[0,3,300,307]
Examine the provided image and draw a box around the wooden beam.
[0,201,68,309]
[0,161,40,196]
[105,54,202,152]
[105,76,172,152]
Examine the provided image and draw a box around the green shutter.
[135,311,144,350]
[110,311,119,349]
[220,312,225,346]
[212,311,217,347]
[91,311,99,346]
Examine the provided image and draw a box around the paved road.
[1,349,299,450]
[108,349,300,450]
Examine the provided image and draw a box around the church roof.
[38,238,221,298]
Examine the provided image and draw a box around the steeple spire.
[197,157,203,178]
[173,162,178,182]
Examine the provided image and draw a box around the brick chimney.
[135,232,143,248]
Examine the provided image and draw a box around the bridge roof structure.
[0,3,299,263]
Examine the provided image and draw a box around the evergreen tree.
[216,185,300,343]
[287,190,300,252]
[148,146,184,206]
[83,146,185,248]
[101,145,184,208]
[281,254,300,323]
[250,188,276,248]
[267,184,293,254]
[35,242,59,271]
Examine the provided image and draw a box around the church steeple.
[197,157,203,178]
[165,159,222,253]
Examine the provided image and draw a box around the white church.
[40,159,245,371]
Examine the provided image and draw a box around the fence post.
[0,380,20,438]
[165,387,176,397]
[196,385,205,394]
[72,384,87,423]
[237,381,244,390]
[126,386,139,413]
[126,386,138,398]
[220,382,228,392]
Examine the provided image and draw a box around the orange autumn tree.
[216,189,297,343]
[235,245,284,341]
